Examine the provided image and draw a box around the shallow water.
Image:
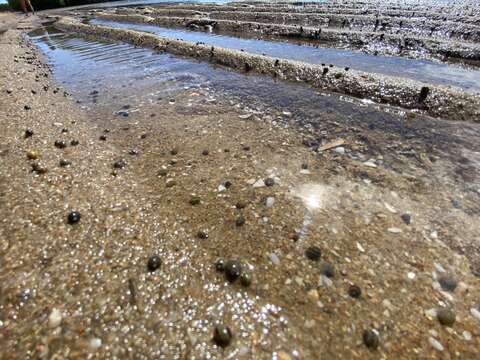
[88,18,480,93]
[29,25,480,160]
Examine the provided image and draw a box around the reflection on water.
[89,18,480,93]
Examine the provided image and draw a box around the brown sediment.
[56,15,480,123]
[2,3,480,359]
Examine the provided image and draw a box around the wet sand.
[1,2,480,359]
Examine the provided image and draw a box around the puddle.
[89,18,480,93]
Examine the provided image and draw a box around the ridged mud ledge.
[98,12,480,65]
[147,4,480,26]
[56,16,480,122]
[141,8,480,42]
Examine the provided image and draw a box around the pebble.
[129,149,139,156]
[363,329,379,350]
[278,351,292,360]
[213,324,232,347]
[197,230,208,239]
[319,275,333,287]
[305,246,321,261]
[235,201,247,209]
[348,284,362,298]
[147,255,162,272]
[356,242,365,253]
[264,178,275,187]
[32,162,48,174]
[240,272,252,287]
[113,159,127,169]
[388,227,402,234]
[215,259,225,272]
[89,338,102,350]
[334,146,345,155]
[70,140,79,146]
[407,272,416,280]
[401,213,411,225]
[384,202,397,213]
[438,275,457,292]
[202,149,209,156]
[363,159,377,168]
[320,262,335,278]
[99,135,107,141]
[437,308,456,326]
[67,210,81,224]
[253,179,265,188]
[225,260,242,282]
[24,128,34,138]
[26,150,39,160]
[268,253,280,265]
[224,181,232,189]
[428,337,444,352]
[190,196,201,205]
[54,140,67,149]
[470,307,480,321]
[265,197,275,207]
[59,159,72,167]
[235,215,245,227]
[307,289,319,302]
[48,308,62,328]
[170,148,178,155]
[166,179,176,187]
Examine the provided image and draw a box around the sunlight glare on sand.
[291,183,329,212]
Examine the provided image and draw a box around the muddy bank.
[154,3,480,25]
[143,7,480,42]
[56,16,480,122]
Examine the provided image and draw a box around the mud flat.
[1,1,480,359]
